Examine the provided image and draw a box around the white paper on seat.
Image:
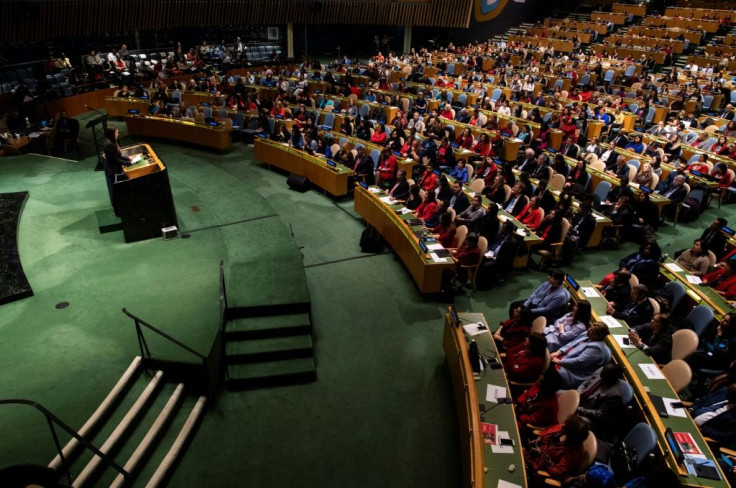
[581,287,599,298]
[613,334,635,348]
[686,275,702,285]
[639,363,666,380]
[600,315,624,329]
[485,384,507,403]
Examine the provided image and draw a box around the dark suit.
[661,183,687,204]
[532,188,556,213]
[478,233,519,289]
[691,387,736,448]
[531,164,551,181]
[561,143,580,159]
[354,156,375,185]
[517,155,537,172]
[577,368,624,439]
[718,111,735,120]
[388,179,410,200]
[102,138,131,213]
[448,191,470,213]
[701,228,728,260]
[613,298,654,327]
[503,193,527,215]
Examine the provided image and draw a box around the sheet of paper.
[664,262,684,273]
[581,287,599,298]
[379,196,394,204]
[686,275,702,285]
[600,315,624,329]
[639,363,666,380]
[368,187,382,194]
[463,322,488,337]
[490,431,514,454]
[613,334,635,348]
[426,243,445,251]
[397,207,411,214]
[593,213,606,221]
[484,250,495,259]
[429,252,451,263]
[498,215,508,222]
[664,397,688,417]
[485,384,507,403]
[498,481,523,488]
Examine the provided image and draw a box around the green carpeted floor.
[0,112,726,487]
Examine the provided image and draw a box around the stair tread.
[226,334,313,356]
[226,312,310,332]
[227,357,315,380]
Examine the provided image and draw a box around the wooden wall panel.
[1,0,472,43]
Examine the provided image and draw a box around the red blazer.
[497,318,531,351]
[419,171,437,191]
[504,342,545,383]
[526,423,585,478]
[415,201,438,221]
[516,383,559,427]
[703,268,736,299]
[516,204,543,230]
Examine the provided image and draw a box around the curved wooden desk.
[254,137,354,197]
[443,311,527,488]
[124,115,232,151]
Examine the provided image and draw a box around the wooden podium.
[116,144,178,243]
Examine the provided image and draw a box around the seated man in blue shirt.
[509,269,571,322]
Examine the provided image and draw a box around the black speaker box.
[287,174,310,192]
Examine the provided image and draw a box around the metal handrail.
[0,399,128,485]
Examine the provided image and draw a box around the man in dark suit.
[532,179,556,213]
[516,148,537,172]
[576,363,625,440]
[719,104,735,121]
[387,169,410,201]
[102,127,132,215]
[478,220,520,288]
[609,130,629,149]
[447,181,470,213]
[661,173,688,204]
[606,284,653,327]
[560,135,580,159]
[531,153,551,181]
[701,217,729,260]
[503,182,527,215]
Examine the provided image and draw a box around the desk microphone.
[480,397,513,419]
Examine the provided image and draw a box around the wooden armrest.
[499,352,507,358]
[680,400,693,408]
[544,479,562,487]
[721,447,736,456]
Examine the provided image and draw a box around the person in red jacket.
[515,366,563,432]
[375,147,398,188]
[702,260,736,299]
[370,123,388,145]
[415,190,438,223]
[418,163,438,192]
[515,196,544,230]
[504,332,548,383]
[494,304,534,351]
[525,415,590,480]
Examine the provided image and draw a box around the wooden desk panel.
[254,137,353,197]
[613,3,646,16]
[591,11,627,24]
[105,97,150,117]
[124,115,232,151]
[644,16,720,33]
[354,185,454,293]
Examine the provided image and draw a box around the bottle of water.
[25,117,30,129]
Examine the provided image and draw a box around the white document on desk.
[663,397,688,417]
[486,384,507,403]
[664,262,685,273]
[600,315,624,329]
[686,275,702,285]
[498,481,522,488]
[426,243,445,251]
[429,252,452,263]
[379,196,394,204]
[613,334,635,348]
[491,431,514,454]
[581,287,599,298]
[593,213,606,221]
[368,187,382,194]
[639,363,666,380]
[463,323,487,337]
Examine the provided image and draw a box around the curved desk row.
[659,259,734,316]
[443,311,527,488]
[568,280,729,487]
[124,115,232,151]
[254,137,354,197]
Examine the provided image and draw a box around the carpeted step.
[226,357,316,390]
[225,312,311,340]
[226,334,314,364]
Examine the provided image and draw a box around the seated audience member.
[629,313,673,364]
[524,415,591,480]
[515,196,544,230]
[440,233,482,298]
[702,260,736,299]
[354,147,375,185]
[606,284,653,327]
[404,184,422,211]
[544,300,592,353]
[504,332,549,383]
[600,242,661,289]
[563,202,596,260]
[675,239,711,277]
[387,169,410,201]
[660,173,688,206]
[599,269,632,310]
[509,270,571,323]
[436,175,453,204]
[690,383,736,449]
[415,189,439,223]
[689,313,736,378]
[430,212,456,249]
[515,367,564,430]
[477,220,519,289]
[447,181,470,214]
[503,182,527,215]
[700,217,728,260]
[375,148,397,188]
[551,322,612,388]
[532,179,557,214]
[576,363,625,441]
[449,160,469,184]
[495,304,534,351]
[417,163,438,192]
[455,194,486,230]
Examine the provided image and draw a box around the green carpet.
[0,112,727,487]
